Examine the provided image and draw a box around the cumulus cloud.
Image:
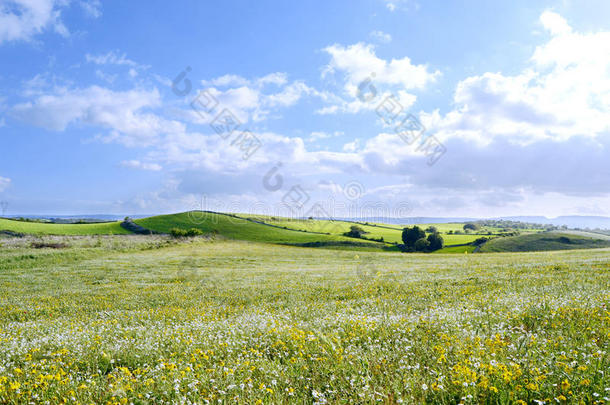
[0,0,67,43]
[320,42,439,114]
[0,0,100,44]
[429,11,610,145]
[12,85,184,146]
[196,73,323,123]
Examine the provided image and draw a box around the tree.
[463,223,479,232]
[345,225,366,238]
[414,238,430,252]
[425,226,438,233]
[427,233,444,251]
[402,226,426,248]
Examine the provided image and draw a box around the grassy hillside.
[238,215,492,245]
[479,231,610,252]
[0,218,130,235]
[135,211,386,249]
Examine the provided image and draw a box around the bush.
[463,223,479,231]
[414,238,430,252]
[425,226,438,233]
[473,237,489,246]
[170,228,203,238]
[427,233,444,251]
[170,228,187,237]
[402,226,426,248]
[344,225,366,238]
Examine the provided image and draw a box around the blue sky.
[1,0,610,218]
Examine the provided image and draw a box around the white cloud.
[0,0,67,44]
[197,73,322,123]
[428,11,610,145]
[320,42,439,114]
[539,10,571,36]
[307,131,343,142]
[381,0,419,12]
[79,0,101,18]
[369,30,392,43]
[85,51,138,67]
[120,160,162,171]
[342,139,360,152]
[0,176,10,192]
[0,0,99,44]
[12,85,185,146]
[324,43,438,93]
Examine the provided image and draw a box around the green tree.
[402,226,426,248]
[463,223,479,232]
[427,233,444,251]
[414,238,430,252]
[345,225,366,238]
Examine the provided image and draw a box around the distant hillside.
[0,218,130,235]
[136,211,387,250]
[479,232,610,253]
[497,216,610,229]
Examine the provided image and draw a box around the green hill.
[0,218,130,235]
[479,232,610,252]
[135,211,386,250]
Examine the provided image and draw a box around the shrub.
[473,237,489,246]
[414,238,430,252]
[427,233,444,251]
[425,226,438,233]
[344,225,366,238]
[402,226,426,248]
[170,228,203,238]
[170,228,187,238]
[185,228,203,237]
[463,223,479,231]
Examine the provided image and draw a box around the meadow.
[0,218,130,235]
[0,234,608,404]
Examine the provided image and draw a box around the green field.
[0,218,130,235]
[0,235,608,404]
[4,213,610,256]
[479,232,610,252]
[135,212,386,249]
[238,215,496,246]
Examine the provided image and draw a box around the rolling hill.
[0,218,130,235]
[135,211,388,250]
[478,232,610,252]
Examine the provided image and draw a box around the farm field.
[237,214,499,246]
[0,235,608,404]
[135,212,385,250]
[0,218,130,235]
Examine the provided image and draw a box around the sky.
[1,0,610,218]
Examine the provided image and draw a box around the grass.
[135,211,386,249]
[0,235,608,403]
[433,244,477,254]
[238,215,495,246]
[479,231,610,252]
[0,218,130,235]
